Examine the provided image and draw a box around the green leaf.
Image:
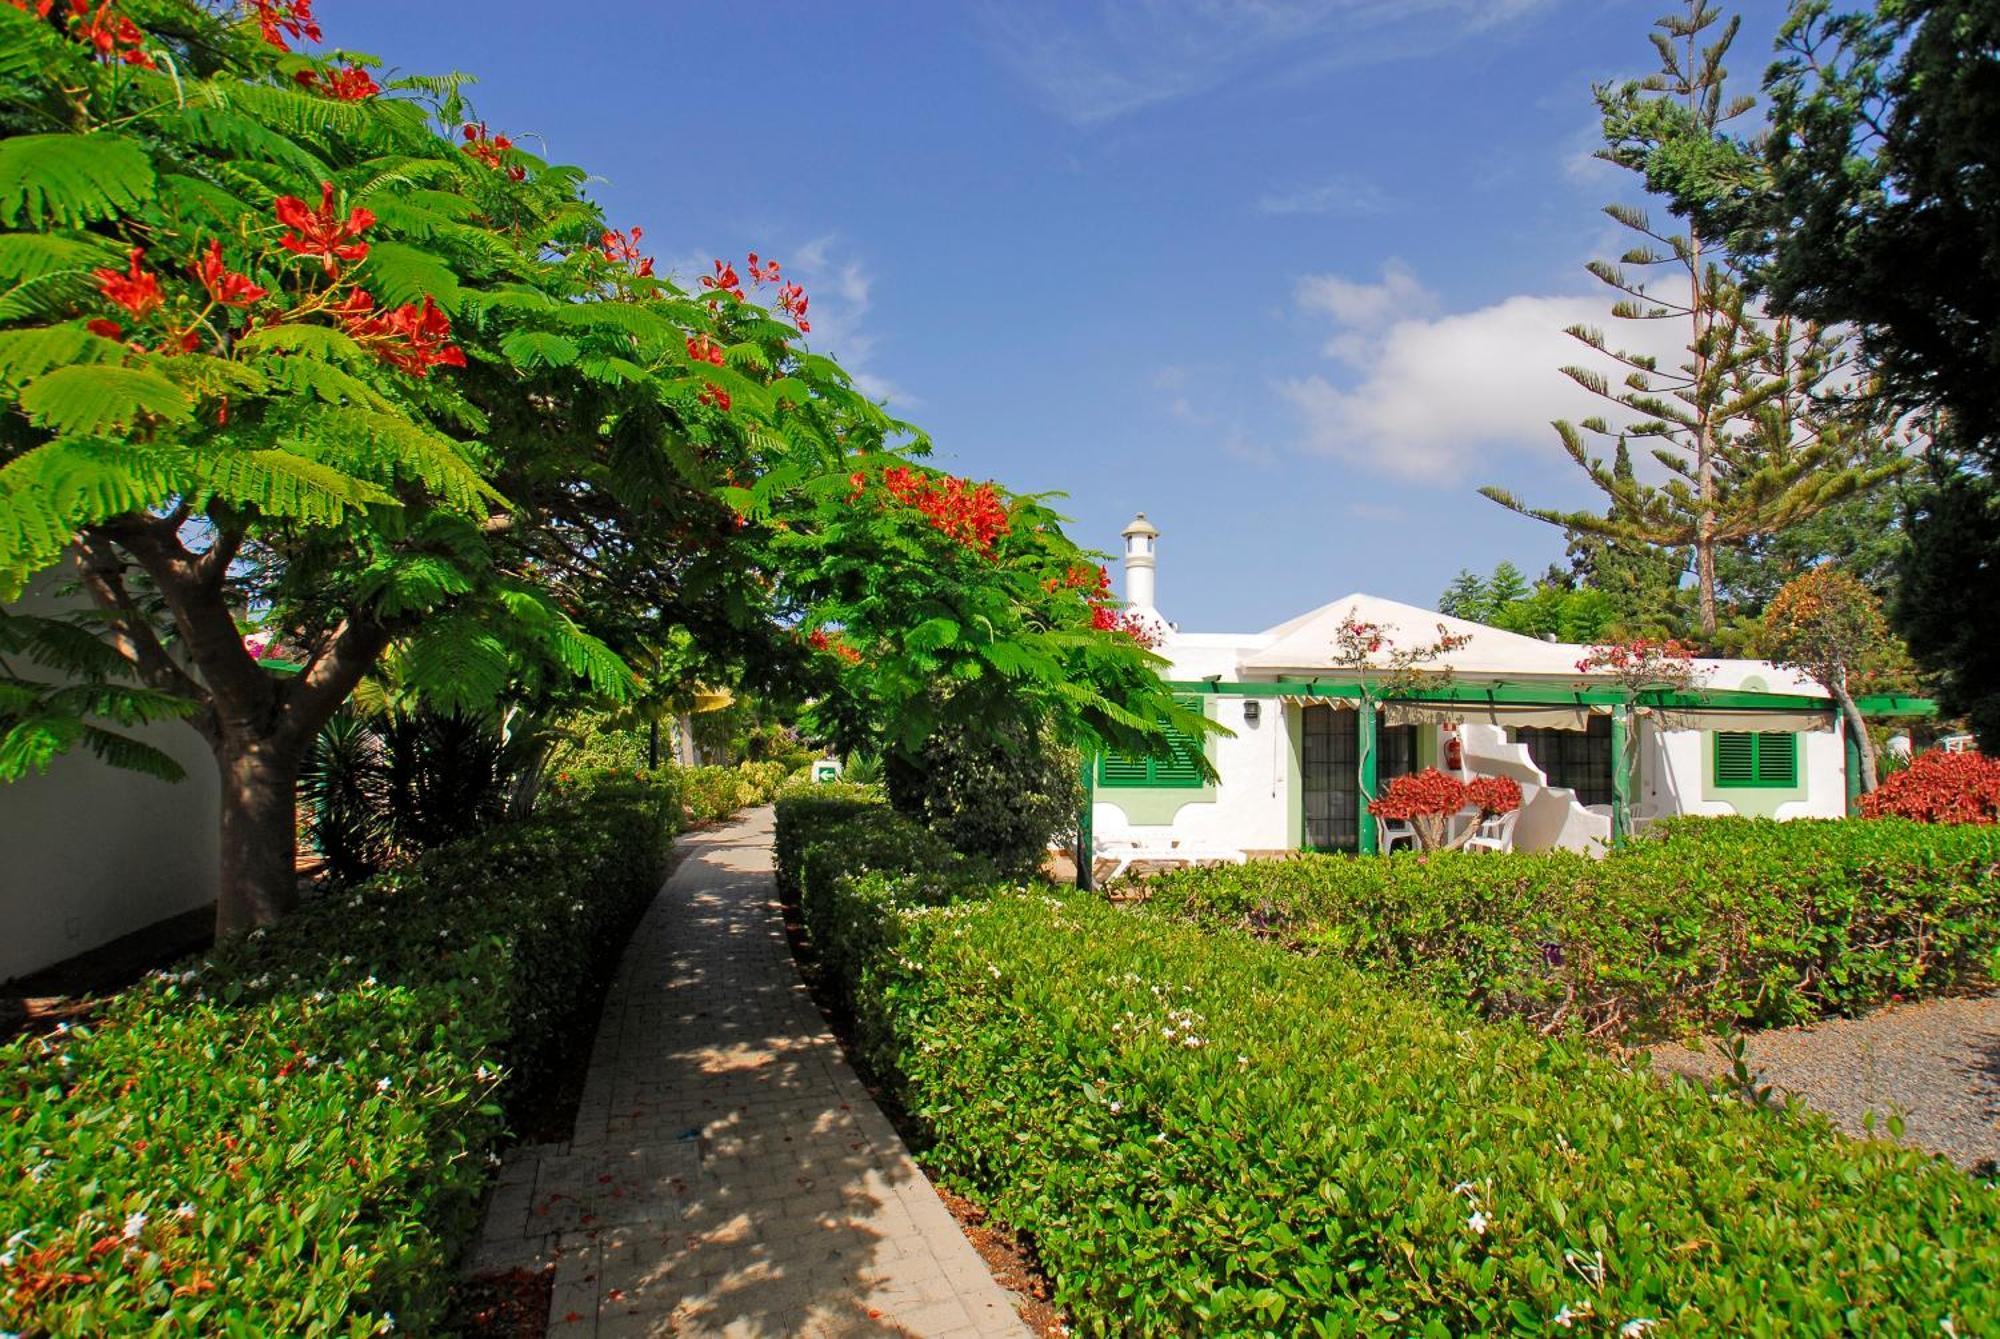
[498,330,580,370]
[18,364,193,434]
[0,134,155,229]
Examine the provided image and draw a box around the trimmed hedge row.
[1144,816,2000,1039]
[551,758,806,827]
[777,798,2000,1336]
[0,779,675,1336]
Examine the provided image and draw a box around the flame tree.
[0,0,1201,933]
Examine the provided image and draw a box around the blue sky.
[329,1,1785,632]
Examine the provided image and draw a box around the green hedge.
[778,801,2000,1335]
[1144,817,2000,1039]
[0,781,673,1335]
[550,758,806,827]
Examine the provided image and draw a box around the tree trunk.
[1835,687,1880,795]
[215,737,304,935]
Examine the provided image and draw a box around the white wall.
[0,573,218,982]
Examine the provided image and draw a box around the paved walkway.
[468,808,1030,1338]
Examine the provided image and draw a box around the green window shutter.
[1715,731,1756,785]
[1098,695,1206,789]
[1755,732,1798,786]
[1714,730,1797,788]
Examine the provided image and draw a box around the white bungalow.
[1089,514,1921,859]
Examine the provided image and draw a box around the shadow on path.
[469,809,1028,1338]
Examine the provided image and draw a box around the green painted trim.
[1076,754,1094,893]
[1843,725,1864,818]
[1609,705,1633,846]
[1285,703,1304,850]
[1702,731,1808,815]
[1166,677,1939,719]
[1356,704,1379,855]
[1713,730,1799,789]
[1092,697,1217,824]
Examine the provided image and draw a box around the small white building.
[1091,514,1882,856]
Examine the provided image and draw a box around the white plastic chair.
[1375,816,1419,854]
[1463,809,1520,854]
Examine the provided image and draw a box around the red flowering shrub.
[1861,750,2000,824]
[1463,775,1523,816]
[1371,769,1519,850]
[1370,768,1468,821]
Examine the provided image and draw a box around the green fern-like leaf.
[19,364,193,434]
[309,407,506,515]
[357,240,462,308]
[498,330,579,370]
[0,134,156,229]
[0,326,128,389]
[78,724,187,782]
[399,615,514,712]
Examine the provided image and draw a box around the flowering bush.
[1575,637,1700,692]
[0,783,670,1334]
[1861,750,2000,824]
[1369,769,1520,849]
[777,801,2000,1334]
[1150,816,2000,1038]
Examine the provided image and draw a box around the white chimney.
[1121,512,1160,612]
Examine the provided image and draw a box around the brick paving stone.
[466,807,1030,1338]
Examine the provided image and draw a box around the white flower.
[362,976,378,988]
[1939,1323,1957,1339]
[122,1210,146,1240]
[1554,1303,1590,1328]
[1466,1210,1488,1235]
[1452,1181,1476,1198]
[1108,1101,1123,1114]
[175,1202,195,1220]
[1236,1054,1249,1066]
[375,1314,396,1334]
[475,1065,493,1082]
[1620,1322,1658,1338]
[375,1076,392,1092]
[5,1230,31,1248]
[0,1251,13,1267]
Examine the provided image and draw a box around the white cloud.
[978,0,1556,125]
[1256,174,1396,217]
[1278,268,1690,482]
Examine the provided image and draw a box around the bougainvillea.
[1575,637,1699,692]
[1370,768,1520,850]
[1860,750,2000,824]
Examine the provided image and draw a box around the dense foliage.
[880,699,1080,878]
[0,777,679,1335]
[777,797,2000,1336]
[1146,816,2000,1040]
[1860,751,2000,826]
[0,0,1203,936]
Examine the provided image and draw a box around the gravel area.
[1648,995,2000,1172]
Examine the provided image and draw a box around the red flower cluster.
[1089,603,1158,647]
[698,382,731,412]
[748,252,780,284]
[599,226,654,278]
[1860,750,2000,825]
[248,0,319,49]
[92,246,162,320]
[35,0,155,66]
[807,628,862,665]
[1575,638,1697,677]
[1340,618,1387,655]
[335,292,467,377]
[275,182,373,276]
[775,280,810,333]
[295,64,378,101]
[685,333,725,367]
[462,123,525,181]
[879,466,1010,556]
[192,240,267,308]
[700,259,744,300]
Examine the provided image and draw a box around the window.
[1516,714,1614,807]
[1714,731,1797,788]
[1098,697,1205,789]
